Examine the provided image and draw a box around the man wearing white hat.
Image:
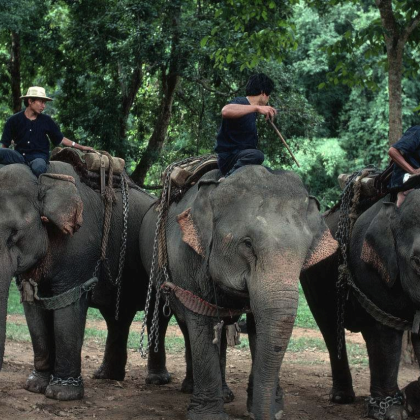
[0,86,94,177]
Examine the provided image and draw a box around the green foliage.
[203,0,299,70]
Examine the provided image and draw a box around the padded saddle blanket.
[50,147,126,191]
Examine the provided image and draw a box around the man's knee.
[29,158,47,177]
[0,149,25,164]
[238,149,264,165]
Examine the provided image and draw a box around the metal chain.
[366,391,404,420]
[335,170,364,358]
[92,173,130,320]
[49,375,84,387]
[139,154,214,358]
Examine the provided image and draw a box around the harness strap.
[162,281,251,318]
[20,277,98,310]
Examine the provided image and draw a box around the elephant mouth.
[214,279,250,300]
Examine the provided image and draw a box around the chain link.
[366,392,404,420]
[139,154,215,358]
[49,375,84,387]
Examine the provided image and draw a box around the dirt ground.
[1,318,419,420]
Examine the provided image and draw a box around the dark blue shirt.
[215,97,258,154]
[390,125,420,188]
[1,110,64,161]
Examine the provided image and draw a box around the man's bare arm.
[389,147,420,175]
[221,104,277,120]
[61,137,95,152]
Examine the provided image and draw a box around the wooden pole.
[268,119,300,168]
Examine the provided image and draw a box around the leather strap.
[162,281,251,318]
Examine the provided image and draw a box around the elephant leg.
[93,306,136,381]
[145,299,171,385]
[219,328,234,403]
[362,324,407,420]
[301,274,355,404]
[177,317,194,394]
[245,313,283,416]
[185,312,228,420]
[180,317,234,403]
[45,295,90,401]
[23,302,55,394]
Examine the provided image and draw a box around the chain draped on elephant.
[0,162,170,401]
[301,190,420,420]
[140,166,338,420]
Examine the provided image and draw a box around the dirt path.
[1,321,419,420]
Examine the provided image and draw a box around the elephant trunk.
[0,259,15,370]
[249,253,301,420]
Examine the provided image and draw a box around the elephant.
[300,189,420,420]
[139,165,338,420]
[0,161,171,401]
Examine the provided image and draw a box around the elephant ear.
[360,202,398,287]
[176,182,217,258]
[302,197,338,271]
[38,173,83,236]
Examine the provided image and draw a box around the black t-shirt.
[215,97,258,154]
[390,125,420,188]
[1,110,64,161]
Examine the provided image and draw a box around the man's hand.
[412,168,420,175]
[256,105,277,121]
[80,145,95,152]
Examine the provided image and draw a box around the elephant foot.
[145,369,171,385]
[181,377,194,394]
[187,396,227,420]
[24,370,51,394]
[222,383,235,403]
[247,384,284,419]
[93,363,125,381]
[366,392,407,420]
[329,386,355,404]
[45,375,84,401]
[403,379,420,417]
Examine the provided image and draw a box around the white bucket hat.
[20,86,53,101]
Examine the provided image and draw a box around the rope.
[139,154,216,358]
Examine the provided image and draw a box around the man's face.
[28,98,47,115]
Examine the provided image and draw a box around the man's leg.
[0,149,25,165]
[225,149,264,176]
[28,158,48,177]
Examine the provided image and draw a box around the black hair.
[245,73,275,96]
[23,98,30,107]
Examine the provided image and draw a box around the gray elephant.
[140,165,338,420]
[301,189,420,420]
[0,161,170,401]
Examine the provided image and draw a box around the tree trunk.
[10,31,21,114]
[116,64,143,158]
[375,0,420,145]
[387,48,403,146]
[130,68,180,185]
[130,3,182,186]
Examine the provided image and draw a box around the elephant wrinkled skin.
[301,190,420,420]
[0,162,170,401]
[140,166,337,420]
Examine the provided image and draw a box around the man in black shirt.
[215,73,277,176]
[388,125,420,206]
[0,86,93,177]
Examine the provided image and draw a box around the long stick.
[268,119,300,168]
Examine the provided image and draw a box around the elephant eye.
[243,238,253,249]
[7,229,18,248]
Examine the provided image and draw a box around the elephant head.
[359,190,420,309]
[177,166,337,418]
[0,164,83,370]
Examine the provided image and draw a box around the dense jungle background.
[1,0,420,207]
